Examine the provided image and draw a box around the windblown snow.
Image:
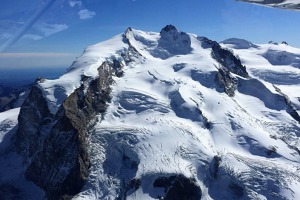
[1,26,300,199]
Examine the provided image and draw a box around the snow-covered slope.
[0,108,45,199]
[221,38,300,116]
[72,26,300,199]
[1,25,300,199]
[0,108,19,149]
[237,0,300,11]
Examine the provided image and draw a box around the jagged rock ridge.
[14,59,127,199]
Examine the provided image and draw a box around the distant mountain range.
[0,25,300,200]
[0,67,65,112]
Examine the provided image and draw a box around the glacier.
[0,25,300,199]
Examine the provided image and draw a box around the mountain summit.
[0,25,300,200]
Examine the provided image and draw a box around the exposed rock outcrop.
[215,67,238,97]
[273,85,300,123]
[158,25,192,55]
[210,41,248,78]
[198,36,249,97]
[198,36,248,78]
[15,85,53,158]
[14,61,116,199]
[209,155,222,179]
[153,174,202,200]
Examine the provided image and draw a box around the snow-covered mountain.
[237,0,300,11]
[1,25,300,200]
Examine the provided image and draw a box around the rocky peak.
[124,27,133,39]
[158,24,192,55]
[268,41,279,45]
[10,35,146,198]
[159,24,186,41]
[13,61,117,199]
[160,24,178,34]
[198,36,249,97]
[126,27,133,32]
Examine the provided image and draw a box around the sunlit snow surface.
[1,28,300,199]
[72,30,300,199]
[0,108,19,148]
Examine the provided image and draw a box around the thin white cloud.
[35,23,68,37]
[0,33,13,40]
[21,34,43,40]
[69,0,82,8]
[0,0,57,52]
[78,9,96,20]
[0,52,76,58]
[0,53,79,69]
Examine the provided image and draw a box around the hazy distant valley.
[0,68,65,111]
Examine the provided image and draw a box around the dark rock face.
[0,184,21,199]
[15,85,54,158]
[211,42,248,79]
[158,25,192,55]
[209,156,221,179]
[273,85,300,123]
[160,25,177,33]
[198,37,249,97]
[113,60,124,77]
[124,178,141,198]
[268,41,279,45]
[198,36,248,78]
[14,61,115,199]
[153,175,202,200]
[215,67,238,97]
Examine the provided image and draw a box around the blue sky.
[0,0,299,69]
